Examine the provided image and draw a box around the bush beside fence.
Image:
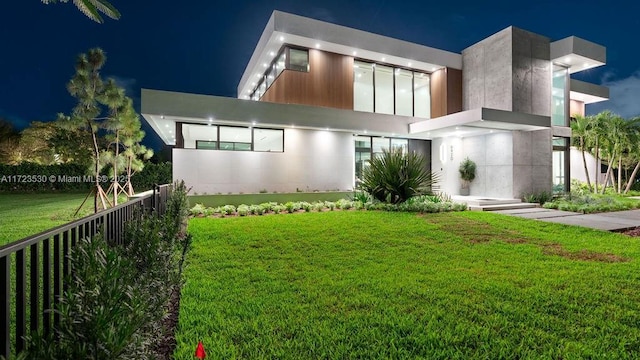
[0,182,189,359]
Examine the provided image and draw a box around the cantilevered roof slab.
[409,108,550,139]
[141,89,414,145]
[237,10,462,99]
[569,78,609,104]
[551,36,606,74]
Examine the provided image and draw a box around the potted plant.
[458,157,476,196]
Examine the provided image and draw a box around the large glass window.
[276,52,286,78]
[353,60,430,118]
[250,47,309,100]
[390,138,408,153]
[196,140,217,150]
[181,123,284,153]
[395,69,413,116]
[372,137,388,157]
[414,72,430,118]
[553,137,569,193]
[354,61,374,112]
[354,136,371,181]
[254,128,284,152]
[375,64,394,115]
[552,65,568,126]
[355,136,411,183]
[220,126,252,151]
[289,48,309,72]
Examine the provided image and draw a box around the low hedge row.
[0,162,172,193]
[19,181,190,359]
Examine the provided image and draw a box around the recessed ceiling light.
[363,130,367,134]
[565,57,571,63]
[408,62,412,66]
[315,43,321,48]
[252,121,256,125]
[256,74,261,77]
[208,118,213,122]
[583,63,589,68]
[353,51,357,56]
[269,51,275,56]
[279,36,284,41]
[160,115,165,119]
[252,82,256,86]
[381,57,386,61]
[263,63,268,67]
[165,124,168,128]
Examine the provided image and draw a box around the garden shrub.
[543,193,640,213]
[360,148,439,204]
[130,162,172,192]
[0,162,92,192]
[522,191,553,205]
[20,180,191,359]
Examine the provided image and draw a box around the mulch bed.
[153,285,182,359]
[623,227,640,237]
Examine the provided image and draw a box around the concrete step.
[451,196,523,207]
[469,202,540,211]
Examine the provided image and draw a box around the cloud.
[587,71,640,118]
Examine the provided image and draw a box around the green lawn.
[0,193,93,245]
[177,211,640,359]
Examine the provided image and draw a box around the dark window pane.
[289,48,309,72]
[196,140,217,150]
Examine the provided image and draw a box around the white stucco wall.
[570,147,605,184]
[433,130,552,199]
[173,128,354,194]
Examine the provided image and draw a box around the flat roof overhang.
[569,78,609,104]
[551,36,606,74]
[409,108,550,139]
[141,89,415,145]
[237,10,462,99]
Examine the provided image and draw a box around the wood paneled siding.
[430,67,462,118]
[569,99,585,118]
[261,49,354,110]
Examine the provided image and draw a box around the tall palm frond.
[41,0,120,23]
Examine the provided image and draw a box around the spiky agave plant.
[360,147,439,204]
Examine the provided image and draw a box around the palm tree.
[624,118,640,193]
[41,0,120,23]
[599,113,626,194]
[571,115,593,192]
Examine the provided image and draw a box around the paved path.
[493,208,640,231]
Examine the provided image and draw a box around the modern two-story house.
[141,10,608,199]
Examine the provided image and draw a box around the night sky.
[1,0,638,149]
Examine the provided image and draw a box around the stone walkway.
[493,208,640,231]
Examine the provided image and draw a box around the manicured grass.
[190,191,353,207]
[176,211,640,359]
[0,193,95,245]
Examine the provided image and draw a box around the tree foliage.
[571,111,640,194]
[41,0,120,23]
[360,147,439,204]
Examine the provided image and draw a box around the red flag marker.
[195,341,206,359]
